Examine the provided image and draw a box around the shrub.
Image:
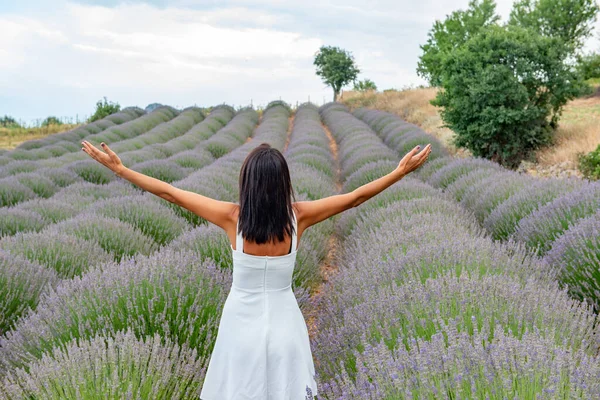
[167,224,232,270]
[88,97,121,123]
[353,79,377,91]
[484,177,582,240]
[0,250,58,336]
[18,198,83,224]
[14,173,59,199]
[0,249,230,372]
[91,194,190,246]
[0,209,47,237]
[130,159,187,183]
[0,330,207,399]
[0,231,113,279]
[44,213,157,261]
[428,157,502,189]
[544,209,600,311]
[0,177,38,207]
[40,116,62,126]
[578,143,600,180]
[67,160,116,185]
[513,181,600,254]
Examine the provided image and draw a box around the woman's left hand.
[81,140,125,176]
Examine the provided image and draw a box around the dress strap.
[235,217,244,252]
[291,210,298,252]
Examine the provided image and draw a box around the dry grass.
[341,88,600,163]
[535,96,600,167]
[0,124,81,150]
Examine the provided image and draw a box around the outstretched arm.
[81,140,236,229]
[296,144,432,232]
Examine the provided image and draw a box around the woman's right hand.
[397,144,432,175]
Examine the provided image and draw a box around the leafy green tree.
[432,25,583,168]
[314,46,360,102]
[509,0,599,53]
[417,0,500,86]
[41,116,62,127]
[353,79,378,91]
[88,97,121,123]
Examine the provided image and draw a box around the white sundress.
[200,211,318,400]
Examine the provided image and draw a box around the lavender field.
[0,101,599,399]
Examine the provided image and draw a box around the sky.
[1,0,599,124]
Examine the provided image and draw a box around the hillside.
[341,87,600,178]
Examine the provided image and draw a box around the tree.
[432,25,583,168]
[88,97,121,123]
[417,0,500,86]
[41,116,62,127]
[509,0,599,54]
[0,115,20,128]
[314,46,360,102]
[353,79,378,91]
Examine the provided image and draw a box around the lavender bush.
[0,248,230,372]
[0,250,58,336]
[0,176,38,207]
[544,209,600,311]
[43,213,157,261]
[513,180,600,255]
[0,231,113,279]
[0,329,209,399]
[428,157,503,189]
[484,177,583,240]
[0,208,47,237]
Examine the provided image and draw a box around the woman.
[82,139,431,399]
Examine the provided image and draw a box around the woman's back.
[200,209,319,399]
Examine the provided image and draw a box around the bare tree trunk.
[333,89,339,102]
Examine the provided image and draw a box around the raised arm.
[295,144,432,232]
[81,141,236,229]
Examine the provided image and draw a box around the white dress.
[200,211,318,399]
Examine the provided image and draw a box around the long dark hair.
[238,143,296,244]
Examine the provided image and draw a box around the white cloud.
[0,0,598,121]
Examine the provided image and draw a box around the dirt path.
[283,115,295,152]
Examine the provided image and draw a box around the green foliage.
[88,97,121,123]
[353,79,378,91]
[432,25,583,168]
[41,116,62,127]
[577,51,600,80]
[0,115,20,128]
[314,45,360,101]
[509,0,599,53]
[417,0,500,86]
[578,144,600,180]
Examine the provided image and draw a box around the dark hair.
[238,143,296,244]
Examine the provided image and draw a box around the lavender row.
[0,108,258,339]
[0,107,179,177]
[313,104,600,398]
[4,107,145,157]
[0,105,289,389]
[354,107,600,312]
[0,107,186,204]
[284,103,337,293]
[0,107,239,241]
[353,107,448,161]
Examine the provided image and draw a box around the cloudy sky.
[1,0,599,124]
